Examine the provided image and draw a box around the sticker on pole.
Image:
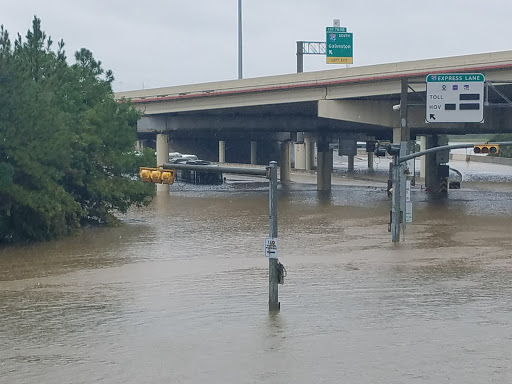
[406,202,413,223]
[264,238,278,259]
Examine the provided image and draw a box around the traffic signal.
[374,145,387,157]
[473,144,499,154]
[366,141,376,153]
[139,167,176,184]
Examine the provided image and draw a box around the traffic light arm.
[398,141,512,164]
[139,163,269,185]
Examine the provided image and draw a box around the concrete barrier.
[450,153,512,166]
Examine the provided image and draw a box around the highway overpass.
[116,50,512,191]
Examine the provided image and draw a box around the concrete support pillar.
[250,141,257,165]
[424,135,439,192]
[156,134,169,193]
[135,140,145,152]
[347,155,355,173]
[219,140,226,163]
[316,138,332,191]
[317,149,333,191]
[366,136,375,171]
[419,135,427,179]
[294,143,306,170]
[304,135,315,171]
[280,141,291,184]
[368,151,374,170]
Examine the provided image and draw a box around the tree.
[0,17,155,243]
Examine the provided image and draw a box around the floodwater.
[1,171,512,383]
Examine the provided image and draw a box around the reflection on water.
[1,179,512,383]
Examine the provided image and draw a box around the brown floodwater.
[1,176,512,383]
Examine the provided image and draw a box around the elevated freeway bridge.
[115,50,512,191]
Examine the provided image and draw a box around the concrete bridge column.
[424,135,438,192]
[367,137,375,171]
[304,134,316,171]
[280,141,291,184]
[219,140,226,163]
[348,155,355,173]
[250,141,257,165]
[135,140,145,152]
[156,133,169,193]
[316,138,332,191]
[294,143,306,170]
[419,135,427,179]
[368,151,374,170]
[424,134,447,196]
[423,134,450,195]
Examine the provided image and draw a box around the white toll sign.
[264,238,278,259]
[405,202,413,223]
[426,73,485,123]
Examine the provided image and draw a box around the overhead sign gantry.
[388,141,511,243]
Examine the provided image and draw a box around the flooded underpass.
[1,170,512,383]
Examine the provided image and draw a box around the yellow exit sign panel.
[326,57,353,64]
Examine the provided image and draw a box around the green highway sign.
[426,74,484,82]
[326,27,353,64]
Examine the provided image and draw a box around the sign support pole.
[391,152,401,243]
[398,78,409,231]
[296,42,304,73]
[387,141,512,243]
[399,142,408,229]
[268,161,280,311]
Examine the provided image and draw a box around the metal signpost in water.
[388,141,512,243]
[267,162,279,311]
[159,161,281,311]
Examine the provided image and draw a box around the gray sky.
[3,0,512,91]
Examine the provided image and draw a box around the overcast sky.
[3,0,512,92]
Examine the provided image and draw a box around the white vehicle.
[168,152,198,162]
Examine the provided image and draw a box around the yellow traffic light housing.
[139,168,152,183]
[474,143,499,154]
[139,167,176,185]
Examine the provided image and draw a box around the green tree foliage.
[0,17,155,243]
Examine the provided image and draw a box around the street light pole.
[238,0,243,79]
